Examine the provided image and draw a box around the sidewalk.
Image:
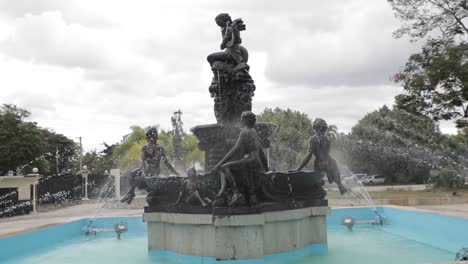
[0,203,142,238]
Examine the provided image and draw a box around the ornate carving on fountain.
[209,62,255,125]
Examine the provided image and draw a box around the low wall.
[143,206,330,260]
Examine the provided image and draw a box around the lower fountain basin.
[1,207,467,264]
[143,206,329,260]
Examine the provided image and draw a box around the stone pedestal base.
[143,206,329,260]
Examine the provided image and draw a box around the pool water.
[4,226,453,264]
[1,207,466,264]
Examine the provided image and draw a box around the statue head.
[313,118,328,135]
[187,167,197,179]
[241,111,256,128]
[215,13,232,27]
[146,127,158,144]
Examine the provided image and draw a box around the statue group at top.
[207,13,255,125]
[121,13,346,209]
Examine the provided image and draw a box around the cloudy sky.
[0,0,457,151]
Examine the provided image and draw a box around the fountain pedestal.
[143,205,329,260]
[191,122,276,171]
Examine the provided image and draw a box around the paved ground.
[1,202,466,264]
[1,201,468,239]
[0,203,142,238]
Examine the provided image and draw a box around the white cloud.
[0,0,456,151]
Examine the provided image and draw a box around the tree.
[257,107,315,171]
[113,125,204,173]
[82,151,111,175]
[112,126,147,171]
[183,134,204,168]
[0,104,47,175]
[335,105,466,184]
[389,0,468,127]
[394,41,468,128]
[455,127,468,144]
[388,0,468,41]
[41,129,78,174]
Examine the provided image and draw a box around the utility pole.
[171,110,185,172]
[79,137,83,175]
[78,136,89,200]
[56,146,59,175]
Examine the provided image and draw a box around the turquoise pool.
[1,207,467,264]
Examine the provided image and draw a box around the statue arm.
[140,146,147,175]
[161,148,180,176]
[220,24,237,49]
[295,139,314,171]
[259,148,269,172]
[219,29,231,50]
[220,30,228,50]
[296,152,313,171]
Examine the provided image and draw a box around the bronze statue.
[206,13,255,125]
[170,168,213,207]
[291,118,347,194]
[139,13,332,213]
[212,111,268,206]
[207,13,248,67]
[121,127,179,204]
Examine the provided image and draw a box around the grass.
[326,186,468,199]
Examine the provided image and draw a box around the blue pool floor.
[4,225,454,264]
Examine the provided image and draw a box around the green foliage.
[113,126,204,173]
[41,129,78,174]
[112,126,146,160]
[257,107,314,171]
[394,41,468,128]
[183,134,204,167]
[0,104,47,175]
[388,0,468,41]
[82,147,115,175]
[455,127,468,144]
[429,169,464,188]
[112,126,146,171]
[0,104,78,175]
[335,106,467,184]
[389,0,468,128]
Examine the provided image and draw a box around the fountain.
[339,174,384,230]
[83,173,125,238]
[114,13,351,260]
[2,11,468,264]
